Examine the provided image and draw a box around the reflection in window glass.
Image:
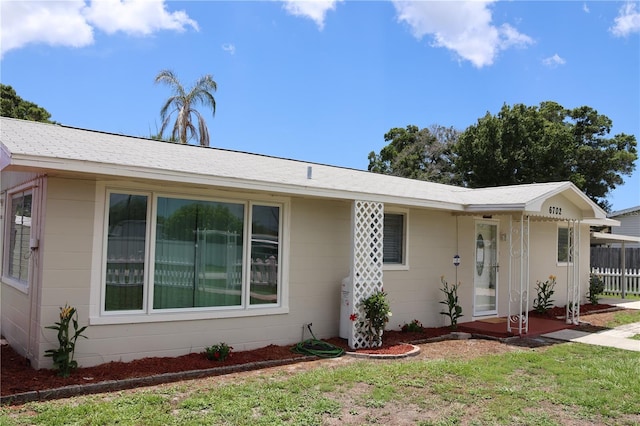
[154,197,244,309]
[8,192,32,282]
[105,193,147,311]
[557,227,573,263]
[250,205,279,305]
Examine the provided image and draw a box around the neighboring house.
[0,118,613,370]
[608,206,640,248]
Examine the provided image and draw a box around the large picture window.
[104,191,282,314]
[6,191,33,283]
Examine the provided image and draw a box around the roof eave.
[4,155,465,211]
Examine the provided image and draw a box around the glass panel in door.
[474,222,498,316]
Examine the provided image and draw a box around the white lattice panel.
[349,201,384,349]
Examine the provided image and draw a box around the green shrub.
[205,342,233,361]
[400,319,423,333]
[357,289,392,347]
[588,273,605,305]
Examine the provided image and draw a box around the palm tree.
[155,70,217,147]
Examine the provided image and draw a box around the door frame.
[473,219,499,317]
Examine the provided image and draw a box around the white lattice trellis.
[508,215,529,334]
[348,201,384,349]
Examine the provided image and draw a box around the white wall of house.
[0,284,31,357]
[384,208,459,330]
[0,171,42,364]
[30,177,359,369]
[2,171,596,370]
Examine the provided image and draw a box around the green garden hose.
[291,324,345,358]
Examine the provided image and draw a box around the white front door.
[474,221,498,316]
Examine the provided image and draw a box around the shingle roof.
[0,117,607,220]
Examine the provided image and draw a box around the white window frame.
[383,209,409,271]
[92,186,289,325]
[2,184,35,293]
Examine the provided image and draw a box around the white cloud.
[583,3,590,14]
[222,43,236,55]
[1,1,94,55]
[281,0,343,30]
[542,53,566,68]
[0,0,197,57]
[84,0,198,35]
[391,0,534,68]
[610,1,640,37]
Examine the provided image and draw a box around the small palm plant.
[44,304,88,377]
[440,276,463,330]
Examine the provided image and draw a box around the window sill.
[1,277,29,294]
[89,305,289,325]
[383,264,409,271]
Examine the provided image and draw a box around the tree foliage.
[155,70,217,147]
[455,102,637,210]
[368,124,462,185]
[1,84,54,123]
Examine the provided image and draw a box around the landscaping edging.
[0,356,316,406]
[345,344,421,359]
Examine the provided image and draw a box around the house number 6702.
[548,206,562,215]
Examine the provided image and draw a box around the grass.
[603,309,640,328]
[1,343,639,425]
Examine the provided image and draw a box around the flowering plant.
[357,289,391,347]
[205,342,233,361]
[44,304,88,377]
[400,319,423,333]
[533,275,556,314]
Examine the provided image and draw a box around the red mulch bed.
[529,303,616,319]
[1,304,613,399]
[1,327,450,397]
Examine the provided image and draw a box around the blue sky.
[2,0,639,211]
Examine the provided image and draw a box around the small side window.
[557,227,573,264]
[383,213,405,265]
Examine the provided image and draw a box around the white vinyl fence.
[591,267,640,298]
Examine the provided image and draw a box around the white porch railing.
[591,267,640,297]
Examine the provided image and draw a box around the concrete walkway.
[542,298,640,352]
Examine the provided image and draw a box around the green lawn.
[603,309,640,328]
[2,343,639,425]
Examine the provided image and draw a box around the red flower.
[349,313,358,321]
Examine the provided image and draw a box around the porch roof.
[0,117,609,223]
[591,231,640,244]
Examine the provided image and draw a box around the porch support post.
[566,220,581,325]
[348,200,384,349]
[508,214,529,334]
